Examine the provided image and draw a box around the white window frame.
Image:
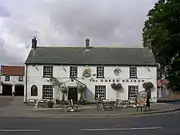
[70,66,77,78]
[95,85,106,100]
[128,85,138,99]
[19,76,23,81]
[31,85,38,96]
[130,67,137,78]
[97,66,104,78]
[43,66,53,77]
[5,75,10,81]
[42,85,53,99]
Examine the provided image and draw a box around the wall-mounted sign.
[82,68,91,77]
[114,68,121,76]
[89,79,146,83]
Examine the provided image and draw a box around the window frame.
[128,85,138,99]
[95,85,106,100]
[42,85,53,99]
[70,66,78,78]
[97,66,104,78]
[43,66,53,78]
[5,75,10,81]
[129,66,137,78]
[31,85,38,96]
[19,76,23,81]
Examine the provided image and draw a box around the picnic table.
[97,100,115,111]
[136,91,147,111]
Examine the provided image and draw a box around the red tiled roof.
[1,65,25,76]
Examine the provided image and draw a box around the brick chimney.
[32,36,37,49]
[86,38,90,49]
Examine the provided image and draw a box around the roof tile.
[1,66,25,76]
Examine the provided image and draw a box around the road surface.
[0,111,179,135]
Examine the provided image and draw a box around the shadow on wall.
[85,87,96,103]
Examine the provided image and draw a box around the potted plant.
[47,99,54,108]
[61,86,68,101]
[78,85,86,104]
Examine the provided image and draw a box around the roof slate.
[25,47,157,66]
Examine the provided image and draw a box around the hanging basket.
[142,82,154,90]
[111,83,122,90]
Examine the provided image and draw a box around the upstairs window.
[97,66,104,78]
[19,76,23,81]
[43,66,53,77]
[5,75,10,81]
[95,85,106,100]
[70,66,77,78]
[130,67,137,78]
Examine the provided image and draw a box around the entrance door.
[68,87,78,102]
[15,85,24,96]
[2,84,12,96]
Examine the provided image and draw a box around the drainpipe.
[25,64,28,102]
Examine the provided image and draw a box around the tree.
[142,0,180,91]
[49,76,67,101]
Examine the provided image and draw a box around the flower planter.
[47,101,54,108]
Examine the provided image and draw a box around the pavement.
[0,96,180,118]
[0,111,180,135]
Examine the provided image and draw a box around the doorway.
[2,84,12,96]
[15,85,24,96]
[68,87,78,102]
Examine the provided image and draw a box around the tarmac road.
[0,111,179,135]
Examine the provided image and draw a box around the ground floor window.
[42,85,53,99]
[128,85,138,99]
[31,85,38,96]
[95,85,106,100]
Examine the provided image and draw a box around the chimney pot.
[32,36,37,49]
[86,38,90,48]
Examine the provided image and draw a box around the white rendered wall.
[25,65,157,102]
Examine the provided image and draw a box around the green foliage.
[142,0,180,90]
[78,85,86,94]
[78,85,86,101]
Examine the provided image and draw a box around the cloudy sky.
[0,0,157,65]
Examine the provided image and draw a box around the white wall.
[0,75,25,94]
[25,65,157,102]
[0,76,25,85]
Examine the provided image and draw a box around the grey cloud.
[0,0,158,65]
[0,5,10,17]
[46,0,157,46]
[0,37,5,47]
